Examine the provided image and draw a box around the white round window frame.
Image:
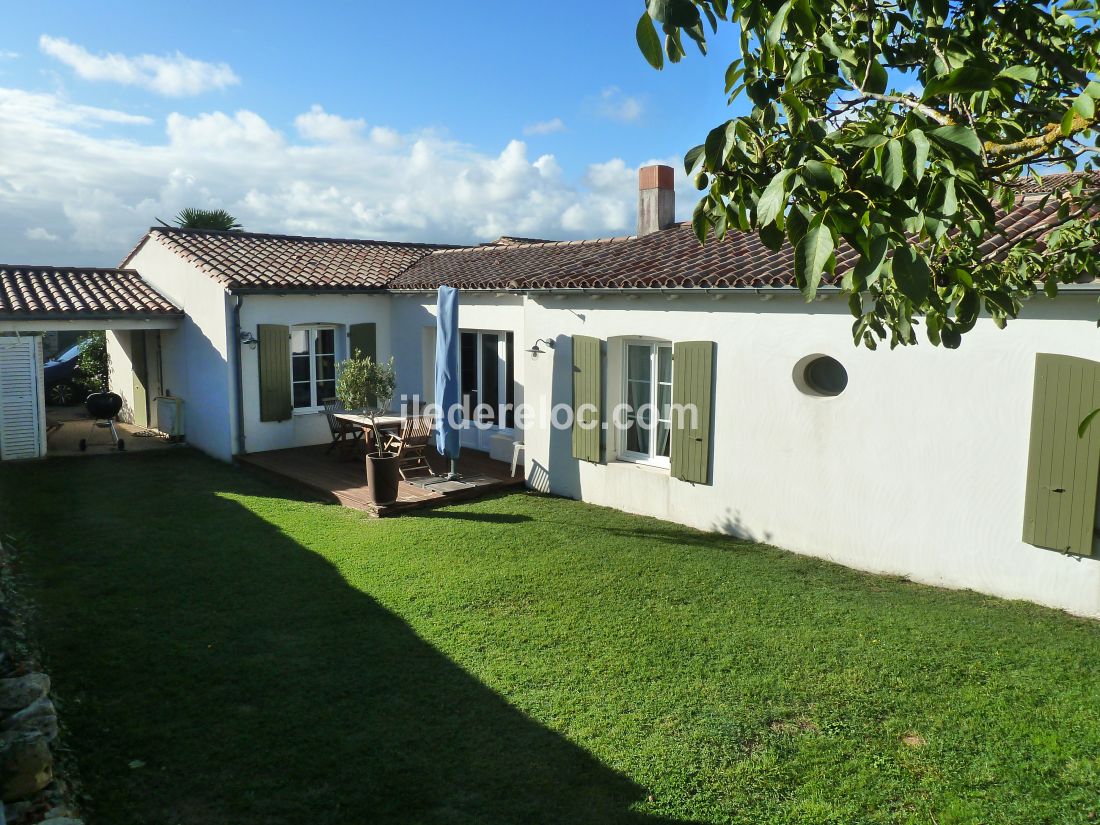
[792,353,848,398]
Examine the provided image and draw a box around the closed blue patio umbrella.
[435,285,462,479]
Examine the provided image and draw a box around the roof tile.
[0,266,181,319]
[393,199,1068,291]
[140,227,453,291]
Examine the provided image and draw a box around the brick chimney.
[637,164,676,236]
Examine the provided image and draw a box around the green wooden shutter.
[131,330,148,428]
[348,322,377,362]
[258,324,292,422]
[571,335,602,463]
[670,340,715,485]
[1022,353,1100,556]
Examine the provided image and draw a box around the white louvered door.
[0,336,44,460]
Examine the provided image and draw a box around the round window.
[795,355,848,397]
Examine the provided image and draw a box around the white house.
[3,166,1100,619]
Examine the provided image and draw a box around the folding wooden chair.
[323,398,363,457]
[384,415,436,481]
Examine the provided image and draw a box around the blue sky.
[0,1,744,265]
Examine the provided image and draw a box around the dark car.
[43,343,87,406]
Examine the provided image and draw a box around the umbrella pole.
[447,458,459,480]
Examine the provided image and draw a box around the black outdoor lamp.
[526,338,556,358]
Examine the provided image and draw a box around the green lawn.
[1,451,1098,825]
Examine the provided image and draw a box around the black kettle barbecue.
[79,392,125,452]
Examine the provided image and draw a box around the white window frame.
[619,339,673,468]
[291,325,338,414]
[459,329,517,440]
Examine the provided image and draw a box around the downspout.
[232,294,247,455]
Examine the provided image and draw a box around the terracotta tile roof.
[0,266,181,319]
[130,227,457,292]
[1006,171,1100,195]
[389,236,634,290]
[123,198,1082,296]
[977,198,1067,259]
[393,198,1072,291]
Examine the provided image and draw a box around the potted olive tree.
[336,350,400,504]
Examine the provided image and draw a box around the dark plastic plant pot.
[365,452,400,505]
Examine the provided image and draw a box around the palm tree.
[161,208,243,232]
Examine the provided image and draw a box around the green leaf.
[691,199,709,243]
[864,60,888,95]
[999,65,1039,84]
[704,123,728,169]
[892,247,931,304]
[1074,92,1095,119]
[853,235,889,287]
[802,160,843,190]
[884,139,905,190]
[647,0,700,27]
[956,290,980,327]
[924,214,947,240]
[684,144,705,174]
[756,168,794,227]
[759,221,785,251]
[929,125,982,158]
[794,213,834,299]
[636,12,664,70]
[937,178,958,217]
[851,133,890,149]
[766,0,793,47]
[785,205,810,246]
[1087,80,1100,99]
[724,62,744,93]
[906,129,930,182]
[1061,107,1077,136]
[922,65,996,100]
[951,267,974,288]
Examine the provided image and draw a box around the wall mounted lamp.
[526,338,556,358]
[239,330,258,349]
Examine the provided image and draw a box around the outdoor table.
[333,413,405,453]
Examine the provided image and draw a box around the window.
[794,354,848,397]
[622,341,673,465]
[291,327,336,411]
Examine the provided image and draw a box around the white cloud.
[0,51,18,60]
[0,87,695,264]
[24,227,58,241]
[39,35,239,97]
[0,87,152,126]
[295,104,365,143]
[591,87,645,123]
[523,117,566,136]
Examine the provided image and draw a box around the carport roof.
[0,265,182,320]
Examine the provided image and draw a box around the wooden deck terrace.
[237,444,525,517]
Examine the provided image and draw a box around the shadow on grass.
[4,454,695,825]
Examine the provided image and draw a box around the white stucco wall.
[105,330,135,422]
[518,290,1100,619]
[389,292,526,412]
[236,294,393,453]
[121,239,235,460]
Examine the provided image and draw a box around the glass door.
[459,330,515,451]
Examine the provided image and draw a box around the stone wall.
[0,538,83,825]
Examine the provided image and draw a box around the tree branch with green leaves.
[637,0,1100,348]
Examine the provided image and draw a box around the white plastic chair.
[510,441,525,478]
